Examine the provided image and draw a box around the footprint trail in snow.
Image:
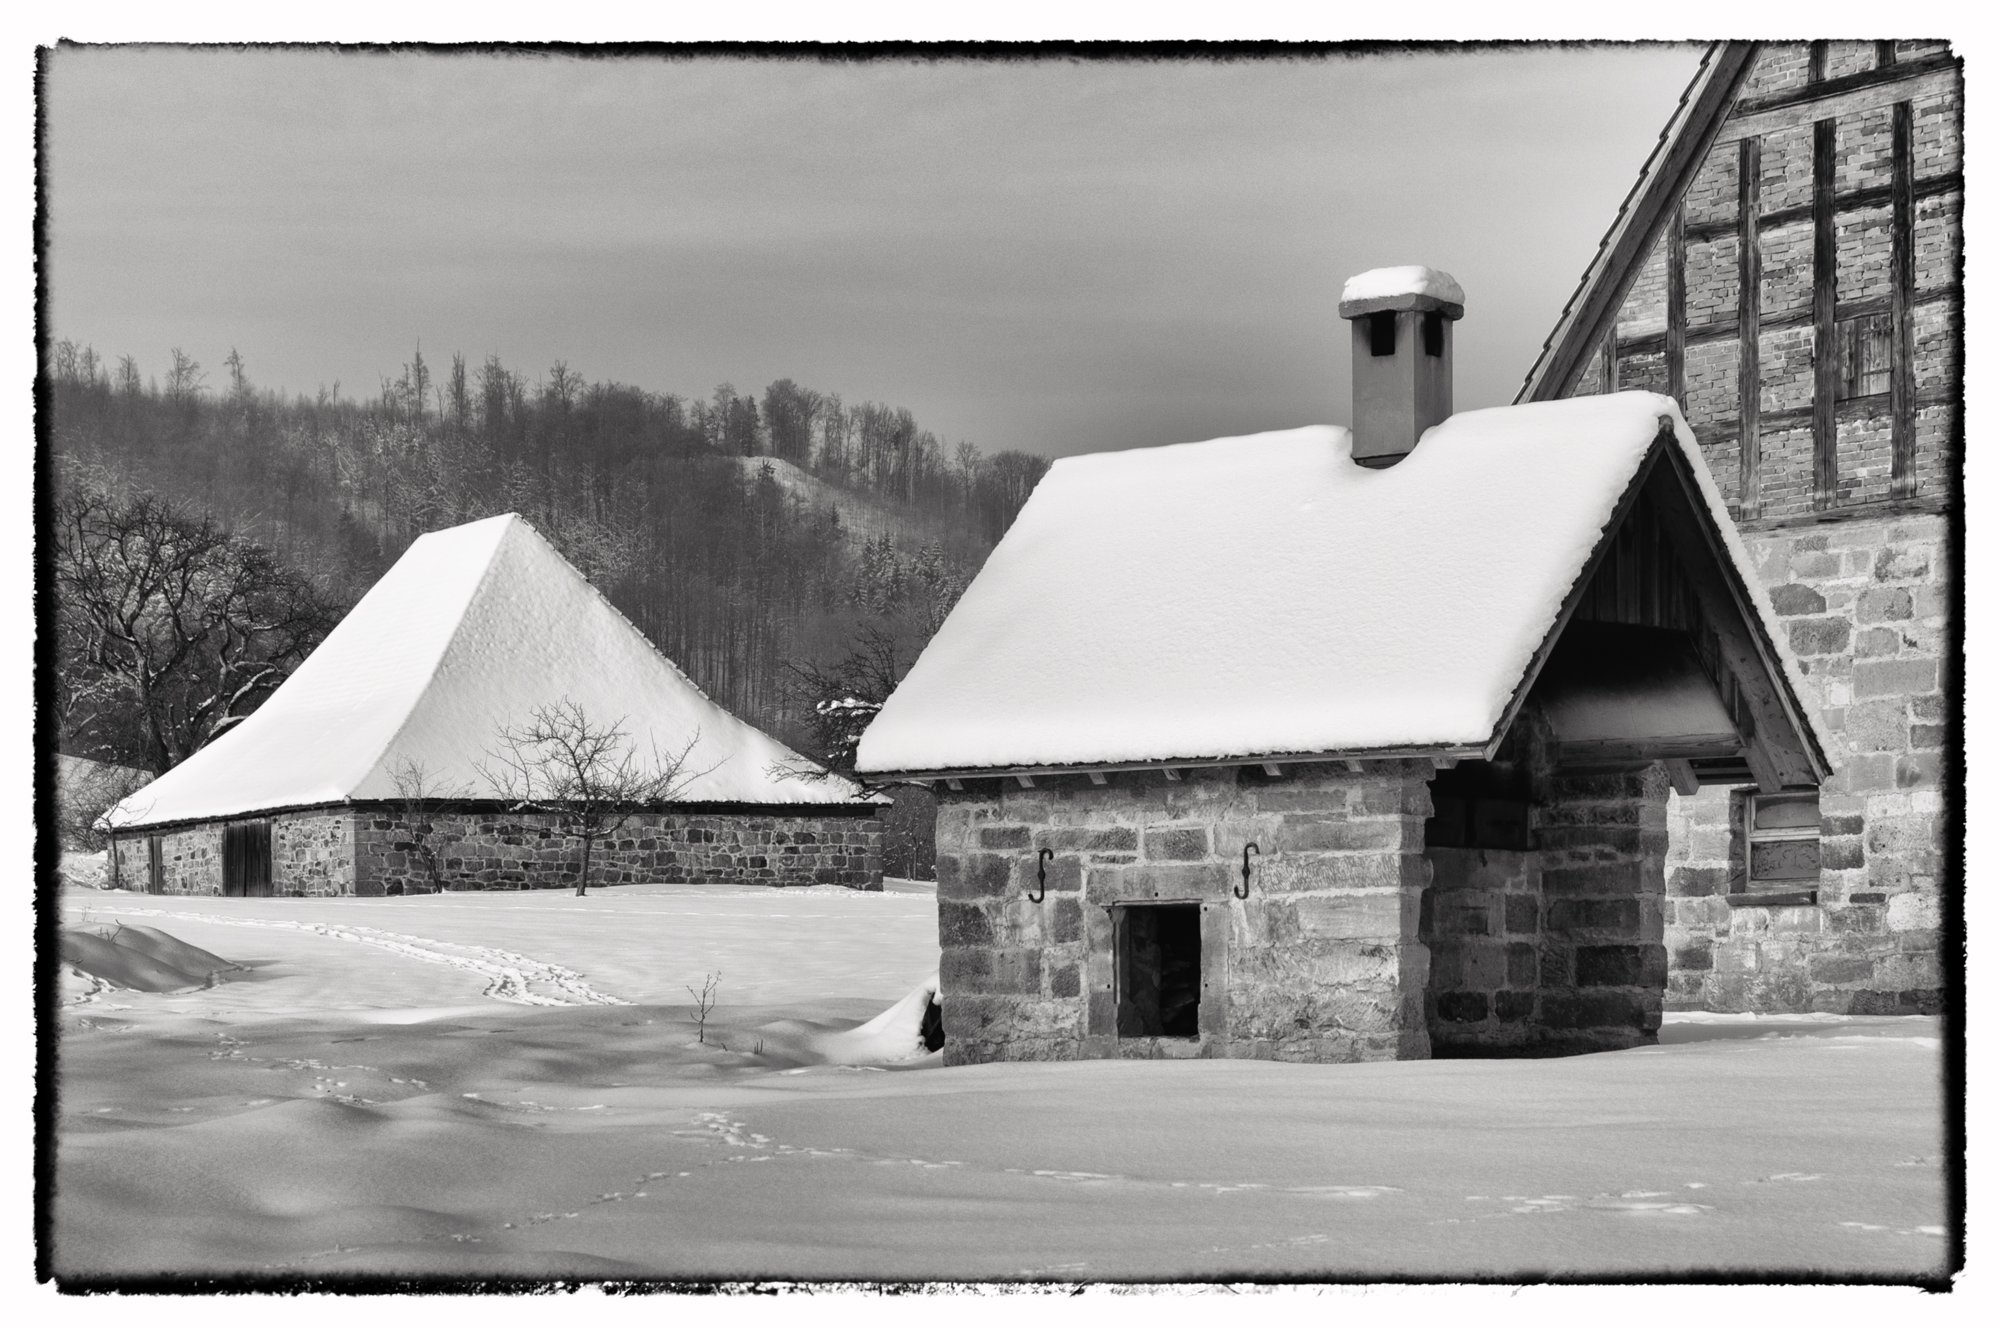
[60,904,628,1006]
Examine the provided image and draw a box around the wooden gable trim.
[1479,423,1830,788]
[1644,444,1832,785]
[1517,42,1760,404]
[1477,424,1667,760]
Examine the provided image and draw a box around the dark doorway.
[1115,903,1202,1038]
[222,821,273,897]
[146,835,163,895]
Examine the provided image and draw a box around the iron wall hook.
[1030,847,1054,903]
[1238,842,1259,900]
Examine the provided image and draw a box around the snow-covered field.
[53,882,1949,1282]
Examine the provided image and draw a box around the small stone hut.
[856,268,1830,1066]
[106,513,882,896]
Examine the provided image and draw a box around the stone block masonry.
[111,822,222,894]
[1562,45,1958,1019]
[1663,512,1948,1015]
[934,762,1437,1066]
[1422,724,1670,1056]
[273,811,358,897]
[112,805,882,895]
[355,807,882,895]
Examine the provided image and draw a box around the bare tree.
[52,477,340,772]
[164,347,205,405]
[478,699,710,897]
[687,970,721,1045]
[779,622,907,791]
[388,758,468,895]
[53,756,153,852]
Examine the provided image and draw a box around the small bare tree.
[388,758,468,895]
[687,970,721,1045]
[478,698,709,897]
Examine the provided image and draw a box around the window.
[1114,903,1201,1038]
[1368,311,1397,357]
[1837,314,1892,399]
[1737,791,1820,903]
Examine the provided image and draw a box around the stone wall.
[354,807,883,895]
[933,762,1436,1066]
[111,805,883,896]
[1423,756,1670,1056]
[273,811,357,897]
[1564,45,1958,1016]
[1663,512,1948,1013]
[110,823,221,894]
[1422,846,1540,1052]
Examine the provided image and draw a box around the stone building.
[105,513,882,896]
[1519,42,1959,1014]
[856,268,1829,1065]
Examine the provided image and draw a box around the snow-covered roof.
[1338,265,1466,315]
[108,514,876,829]
[856,392,1823,777]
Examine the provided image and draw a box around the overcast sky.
[44,44,1703,459]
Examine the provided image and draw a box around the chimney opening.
[1423,310,1445,357]
[1368,311,1397,357]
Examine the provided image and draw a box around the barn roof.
[107,513,875,830]
[855,391,1829,780]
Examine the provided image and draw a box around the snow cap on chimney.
[1339,266,1465,468]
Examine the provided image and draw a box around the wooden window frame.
[1836,312,1893,400]
[1733,789,1821,906]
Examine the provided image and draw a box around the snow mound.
[1340,264,1465,308]
[791,974,942,1066]
[60,923,243,994]
[60,851,109,891]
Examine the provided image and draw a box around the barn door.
[223,821,274,897]
[146,835,163,895]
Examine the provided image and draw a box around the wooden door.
[146,835,163,895]
[223,821,273,897]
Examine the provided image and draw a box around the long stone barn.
[1519,41,1960,1015]
[105,513,884,896]
[856,267,1831,1066]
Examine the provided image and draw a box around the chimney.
[1338,266,1465,468]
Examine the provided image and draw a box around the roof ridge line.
[354,513,521,796]
[496,516,867,800]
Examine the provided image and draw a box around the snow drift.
[61,922,243,994]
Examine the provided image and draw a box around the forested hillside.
[46,341,1050,869]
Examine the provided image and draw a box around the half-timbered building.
[1522,41,1960,1015]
